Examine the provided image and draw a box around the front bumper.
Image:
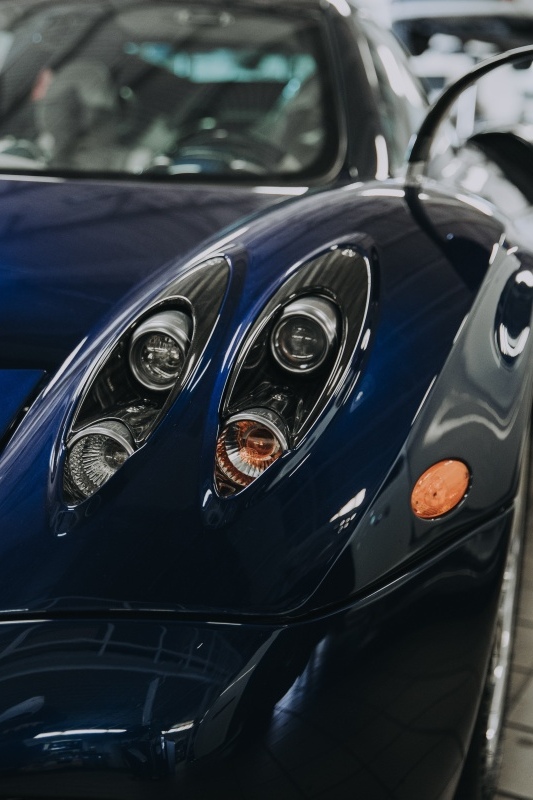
[0,509,512,800]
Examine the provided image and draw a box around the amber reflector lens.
[411,460,470,519]
[216,418,286,487]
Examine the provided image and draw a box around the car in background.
[0,2,533,799]
[392,0,533,124]
[391,0,533,53]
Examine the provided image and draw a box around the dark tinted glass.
[0,1,338,179]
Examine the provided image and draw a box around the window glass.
[360,20,427,172]
[0,2,338,179]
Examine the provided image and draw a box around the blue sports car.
[0,1,532,798]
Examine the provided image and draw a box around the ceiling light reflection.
[34,728,126,739]
[162,721,195,735]
[360,187,405,198]
[377,45,407,97]
[325,0,351,17]
[253,186,308,196]
[516,270,533,288]
[498,324,530,358]
[330,489,366,522]
[375,134,389,180]
[456,194,494,216]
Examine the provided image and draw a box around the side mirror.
[406,44,533,184]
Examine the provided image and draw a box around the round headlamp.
[271,296,339,373]
[66,419,135,500]
[216,408,288,487]
[129,310,192,391]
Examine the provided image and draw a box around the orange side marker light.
[411,459,470,520]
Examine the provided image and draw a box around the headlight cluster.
[61,246,371,504]
[63,257,229,504]
[215,245,371,495]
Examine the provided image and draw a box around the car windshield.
[0,1,338,179]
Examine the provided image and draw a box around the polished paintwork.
[0,516,511,799]
[0,178,286,372]
[0,0,532,797]
[0,182,524,620]
[0,369,44,443]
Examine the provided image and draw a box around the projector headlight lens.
[129,310,192,391]
[271,296,338,373]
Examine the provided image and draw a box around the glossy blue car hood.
[2,178,525,620]
[0,176,285,372]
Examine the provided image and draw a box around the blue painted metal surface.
[0,516,511,798]
[0,1,531,797]
[0,182,521,619]
[0,178,286,370]
[0,369,44,441]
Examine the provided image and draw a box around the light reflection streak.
[330,489,366,522]
[325,0,351,16]
[489,242,500,266]
[375,135,389,180]
[34,728,126,739]
[456,193,494,217]
[499,325,530,358]
[41,337,88,398]
[425,409,509,445]
[0,173,63,183]
[377,44,407,97]
[253,186,308,196]
[516,270,533,287]
[162,721,194,735]
[196,227,249,262]
[188,358,212,392]
[453,315,469,345]
[221,324,244,369]
[412,376,437,425]
[360,187,405,198]
[360,329,371,350]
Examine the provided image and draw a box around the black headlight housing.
[63,257,229,504]
[215,245,371,495]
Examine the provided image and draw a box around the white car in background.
[391,0,533,129]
